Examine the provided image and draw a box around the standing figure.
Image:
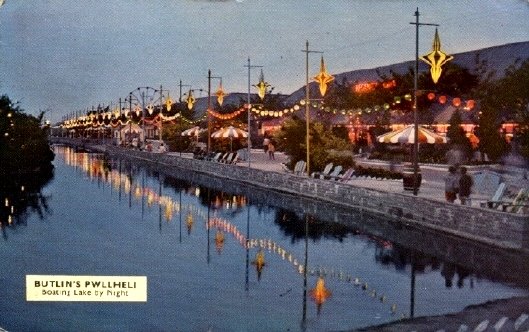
[262,136,270,153]
[268,141,275,160]
[458,167,473,205]
[444,166,459,203]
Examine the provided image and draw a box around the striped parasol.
[211,126,248,151]
[181,126,204,137]
[377,125,447,144]
[211,126,248,139]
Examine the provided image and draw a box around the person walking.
[268,141,275,160]
[444,166,459,203]
[458,166,473,205]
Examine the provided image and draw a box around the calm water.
[1,146,528,331]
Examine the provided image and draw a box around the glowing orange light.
[215,230,225,253]
[439,95,447,104]
[186,213,194,234]
[353,82,377,94]
[310,277,331,312]
[382,80,396,89]
[427,92,436,100]
[313,56,334,97]
[452,97,461,107]
[466,100,475,110]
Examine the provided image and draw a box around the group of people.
[262,136,275,160]
[444,165,473,205]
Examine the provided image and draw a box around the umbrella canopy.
[211,126,248,138]
[377,125,447,144]
[181,126,204,137]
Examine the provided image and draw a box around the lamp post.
[156,85,172,142]
[244,58,264,168]
[207,70,222,153]
[129,87,160,148]
[302,41,333,176]
[410,8,439,196]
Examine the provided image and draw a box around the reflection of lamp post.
[302,41,333,176]
[245,58,264,168]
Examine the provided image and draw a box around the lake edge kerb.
[55,140,529,253]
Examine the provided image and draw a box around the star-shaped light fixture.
[253,69,270,101]
[186,89,196,110]
[420,28,453,84]
[313,56,334,97]
[165,98,173,112]
[146,104,154,115]
[215,81,226,106]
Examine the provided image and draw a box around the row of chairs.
[211,152,240,164]
[310,163,355,182]
[481,184,529,214]
[289,161,355,183]
[193,149,240,164]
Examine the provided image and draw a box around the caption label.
[26,275,147,302]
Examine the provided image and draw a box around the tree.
[0,95,55,176]
[274,116,352,172]
[446,110,472,160]
[475,59,529,161]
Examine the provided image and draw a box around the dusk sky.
[1,0,529,122]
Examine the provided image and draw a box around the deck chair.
[337,168,355,183]
[228,152,240,164]
[211,152,222,162]
[480,182,507,209]
[311,163,333,178]
[324,165,343,180]
[218,152,230,163]
[221,153,233,163]
[293,160,306,175]
[502,188,529,213]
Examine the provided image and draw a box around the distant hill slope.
[285,41,529,103]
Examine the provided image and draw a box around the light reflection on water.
[0,145,528,331]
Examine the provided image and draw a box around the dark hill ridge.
[285,41,529,104]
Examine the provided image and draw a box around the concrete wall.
[52,138,529,252]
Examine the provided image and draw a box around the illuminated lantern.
[215,82,226,106]
[383,103,390,110]
[394,96,401,104]
[404,94,412,101]
[254,69,270,101]
[313,56,334,97]
[147,104,154,115]
[427,92,436,100]
[466,99,475,110]
[186,90,195,110]
[452,97,461,107]
[420,28,453,84]
[438,95,447,104]
[165,98,173,112]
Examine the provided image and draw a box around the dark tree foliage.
[446,110,473,158]
[0,95,55,176]
[476,59,529,161]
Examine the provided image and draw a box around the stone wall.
[52,138,529,252]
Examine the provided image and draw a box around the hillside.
[285,41,529,104]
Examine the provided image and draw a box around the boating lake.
[1,145,528,331]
